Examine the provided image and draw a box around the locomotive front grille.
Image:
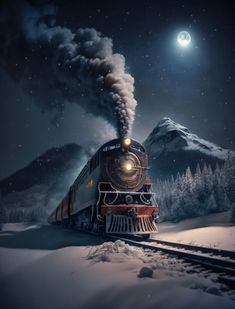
[105,214,158,234]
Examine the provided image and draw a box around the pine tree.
[207,191,218,213]
[154,160,233,222]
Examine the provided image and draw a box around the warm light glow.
[125,163,132,171]
[123,138,131,146]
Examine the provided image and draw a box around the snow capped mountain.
[0,144,87,222]
[144,117,233,180]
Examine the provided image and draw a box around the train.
[48,137,159,236]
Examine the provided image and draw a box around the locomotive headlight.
[123,138,131,146]
[125,163,132,171]
[123,159,134,172]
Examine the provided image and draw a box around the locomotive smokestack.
[0,2,137,137]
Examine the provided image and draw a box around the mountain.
[0,144,87,222]
[1,117,233,223]
[144,117,233,180]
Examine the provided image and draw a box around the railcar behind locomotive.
[48,137,159,236]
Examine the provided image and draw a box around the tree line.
[154,155,235,222]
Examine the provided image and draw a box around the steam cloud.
[0,2,137,137]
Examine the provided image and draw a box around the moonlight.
[177,31,191,47]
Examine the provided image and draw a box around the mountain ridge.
[144,117,233,180]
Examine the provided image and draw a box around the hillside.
[0,144,87,221]
[144,117,232,180]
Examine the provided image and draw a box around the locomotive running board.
[105,214,158,234]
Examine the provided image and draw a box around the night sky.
[0,0,235,179]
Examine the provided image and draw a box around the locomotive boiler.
[48,137,159,236]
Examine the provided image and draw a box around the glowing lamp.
[125,163,132,171]
[123,138,131,146]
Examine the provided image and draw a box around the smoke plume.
[0,2,137,137]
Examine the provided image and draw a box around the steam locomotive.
[48,137,159,236]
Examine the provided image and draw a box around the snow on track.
[0,223,235,309]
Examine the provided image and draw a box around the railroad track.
[105,234,235,289]
[147,238,235,259]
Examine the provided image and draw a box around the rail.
[105,234,235,288]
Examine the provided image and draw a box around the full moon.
[177,31,191,47]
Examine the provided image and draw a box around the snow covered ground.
[0,215,234,309]
[155,211,235,250]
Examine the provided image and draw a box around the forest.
[154,155,235,222]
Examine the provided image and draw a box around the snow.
[154,211,235,250]
[144,117,232,159]
[0,220,235,308]
[1,223,40,232]
[155,226,235,250]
